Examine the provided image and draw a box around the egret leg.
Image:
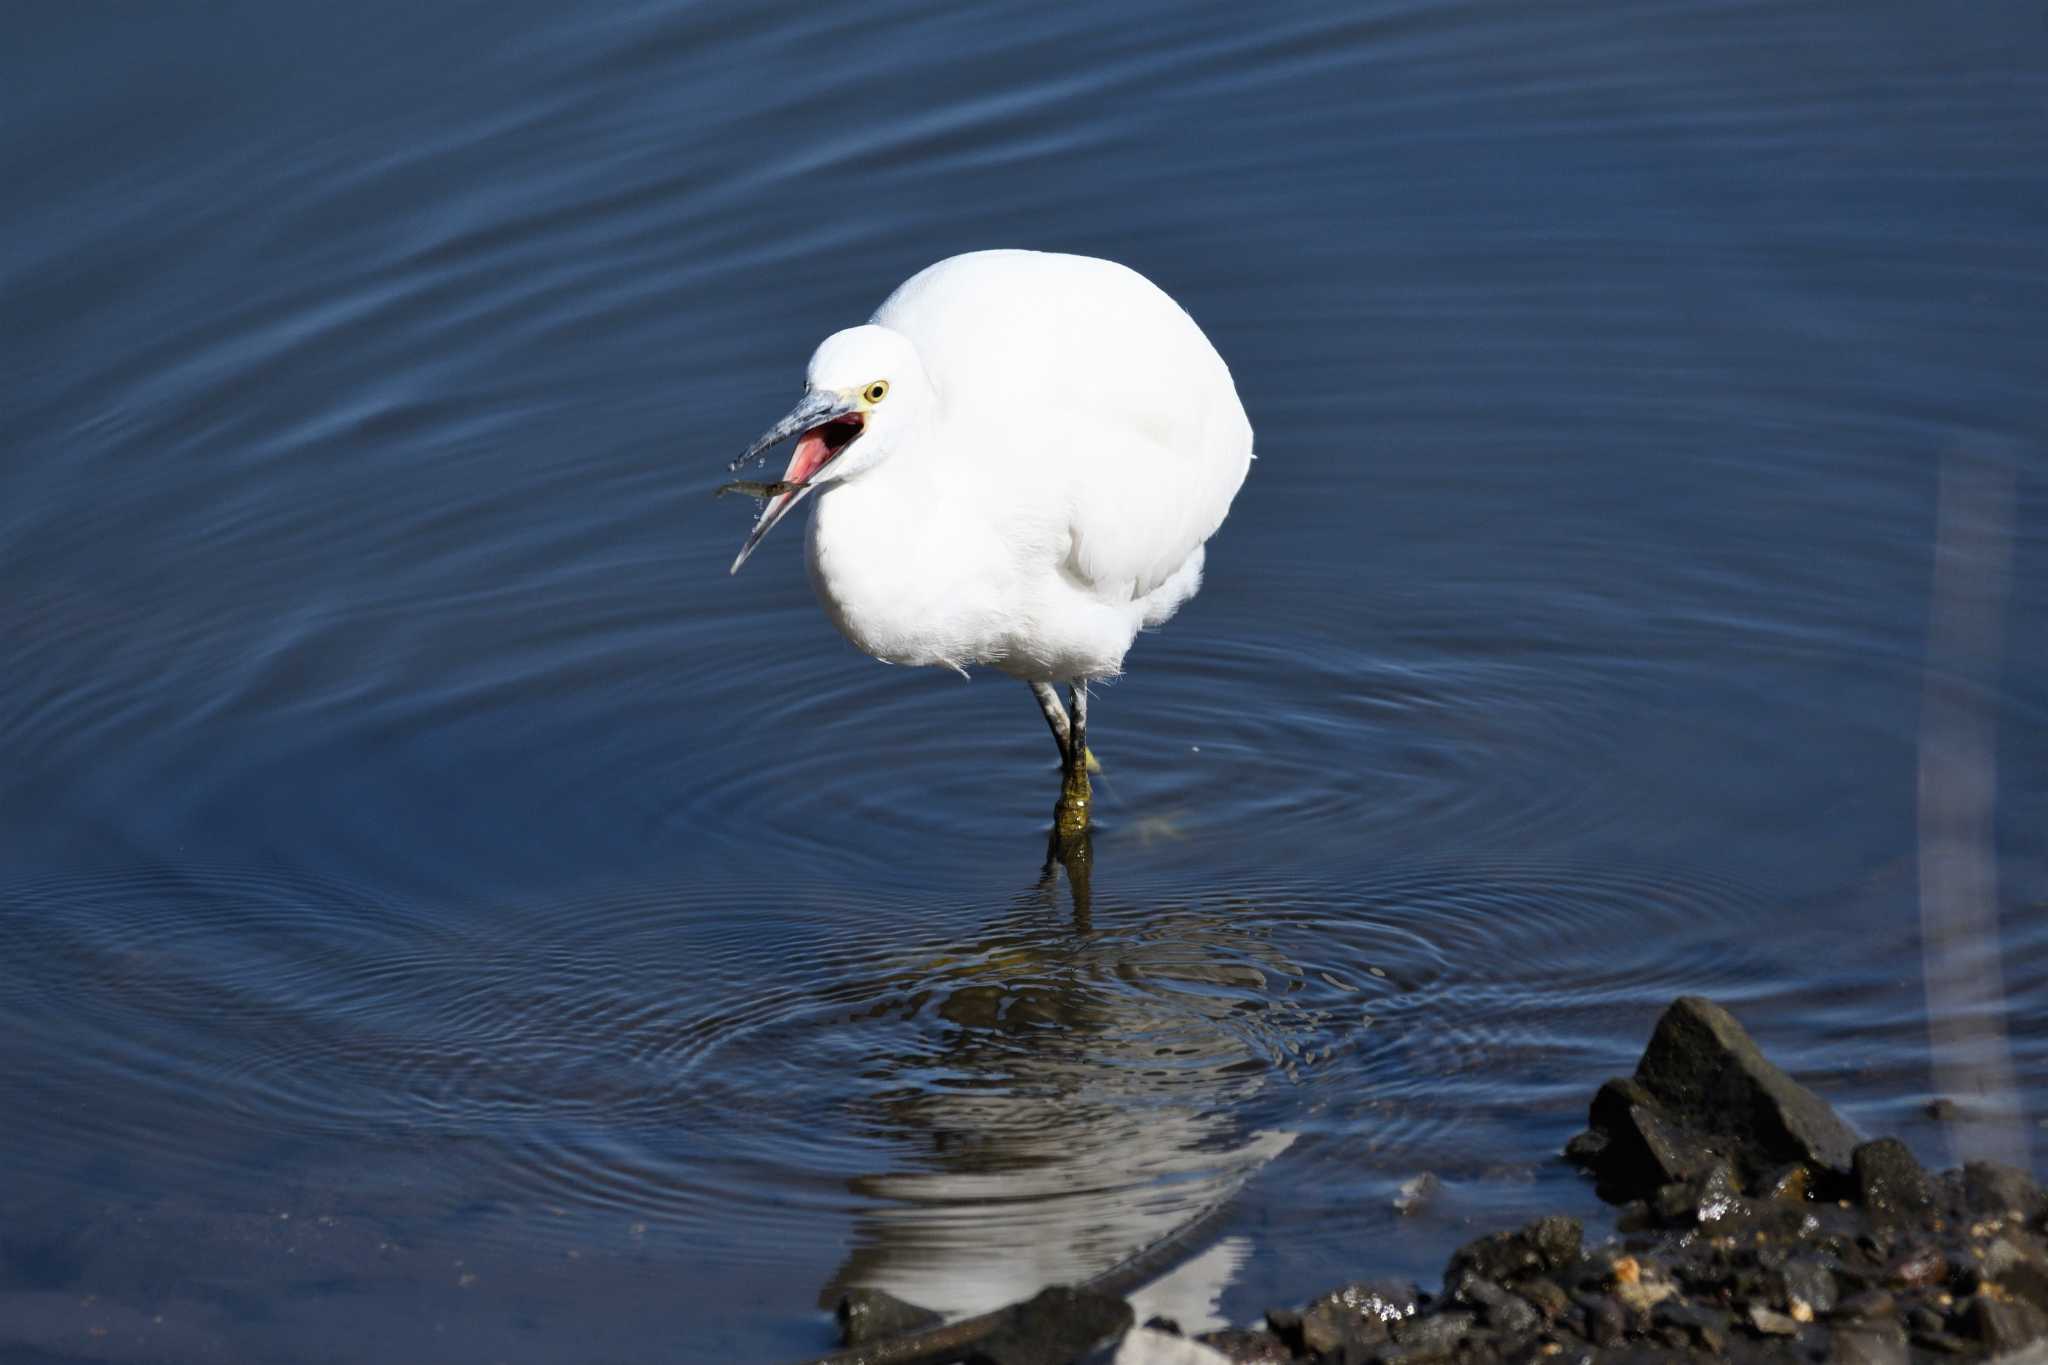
[1028,680,1103,782]
[1030,680,1073,764]
[1054,681,1091,839]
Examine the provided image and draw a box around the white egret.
[724,250,1253,830]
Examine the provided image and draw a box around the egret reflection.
[816,832,1300,1324]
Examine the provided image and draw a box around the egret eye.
[863,380,890,404]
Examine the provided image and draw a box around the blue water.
[4,3,2046,1360]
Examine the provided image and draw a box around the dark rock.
[1746,1302,1801,1336]
[1926,1097,1964,1122]
[964,1285,1133,1365]
[1191,1327,1291,1363]
[1652,1181,1697,1224]
[1563,1128,1609,1164]
[1630,996,1862,1180]
[1963,1160,2048,1222]
[1853,1139,1935,1220]
[1447,1272,1539,1336]
[1758,1162,1814,1202]
[1527,1215,1583,1268]
[836,1286,943,1346]
[1689,1162,1750,1226]
[1343,1278,1423,1323]
[1142,1315,1182,1335]
[1269,1278,1417,1360]
[1295,1287,1398,1358]
[1982,1235,2048,1312]
[1393,1172,1440,1217]
[1829,1322,1909,1365]
[1579,1077,1728,1197]
[1652,1300,1728,1352]
[1780,1257,1839,1317]
[1614,1199,1655,1234]
[1578,1294,1627,1346]
[1956,1292,2048,1353]
[1884,1245,1947,1289]
[1515,1276,1571,1323]
[1981,1234,2035,1276]
[1914,1329,1973,1354]
[1444,1216,1580,1290]
[1259,1306,1301,1353]
[1130,998,2038,1365]
[1831,1290,1896,1320]
[1381,1310,1473,1362]
[1301,1305,1386,1358]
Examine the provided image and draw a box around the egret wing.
[1056,412,1248,606]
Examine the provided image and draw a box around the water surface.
[4,3,2046,1360]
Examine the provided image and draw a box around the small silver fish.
[715,479,806,499]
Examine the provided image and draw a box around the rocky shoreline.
[821,997,2047,1365]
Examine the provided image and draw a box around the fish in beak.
[727,388,866,574]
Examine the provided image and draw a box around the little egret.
[724,250,1253,832]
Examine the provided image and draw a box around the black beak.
[728,388,863,574]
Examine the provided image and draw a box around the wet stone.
[1914,1329,1974,1355]
[1746,1303,1800,1336]
[1853,1139,1935,1221]
[1449,1273,1539,1336]
[1580,1077,1727,1197]
[1089,998,2042,1365]
[1983,1237,2048,1314]
[1654,1182,1700,1225]
[1445,1217,1581,1289]
[1758,1162,1814,1203]
[1884,1245,1948,1289]
[1652,1300,1729,1352]
[1962,1160,2047,1222]
[965,1285,1133,1365]
[1514,1276,1571,1323]
[1831,1289,1896,1321]
[1394,1172,1441,1217]
[1613,1199,1656,1234]
[1260,1306,1301,1352]
[1528,1215,1583,1269]
[1381,1310,1473,1363]
[1829,1322,1909,1365]
[1956,1293,2048,1354]
[1189,1327,1290,1363]
[1563,1128,1609,1164]
[1320,1278,1420,1324]
[1630,996,1862,1180]
[1299,1298,1390,1357]
[1780,1257,1839,1317]
[836,1286,943,1346]
[1578,1294,1627,1346]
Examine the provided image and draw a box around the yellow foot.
[1083,746,1102,776]
[1054,765,1091,840]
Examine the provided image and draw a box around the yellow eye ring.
[863,380,890,404]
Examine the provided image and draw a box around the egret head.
[728,325,932,573]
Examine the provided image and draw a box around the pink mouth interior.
[781,415,865,487]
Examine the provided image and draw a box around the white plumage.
[726,250,1252,787]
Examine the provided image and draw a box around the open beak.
[728,388,865,574]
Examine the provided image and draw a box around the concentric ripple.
[7,1,2047,1360]
[0,847,1785,1301]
